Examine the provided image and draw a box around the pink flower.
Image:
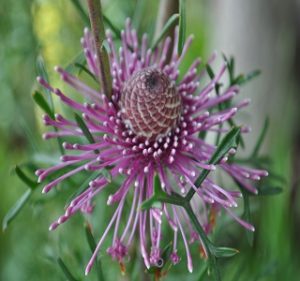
[36,19,268,274]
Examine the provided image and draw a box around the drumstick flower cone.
[36,19,268,274]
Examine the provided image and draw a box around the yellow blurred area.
[33,2,64,68]
[31,0,85,120]
[32,0,82,71]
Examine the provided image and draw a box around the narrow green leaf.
[222,54,234,85]
[32,91,55,119]
[85,224,97,251]
[2,189,32,231]
[36,55,49,83]
[142,175,168,210]
[228,57,235,85]
[186,127,241,201]
[206,62,244,148]
[223,54,260,89]
[132,0,147,30]
[198,130,207,140]
[251,117,269,157]
[57,257,78,281]
[212,247,239,258]
[70,0,90,25]
[235,180,254,245]
[67,171,98,205]
[206,63,224,145]
[15,165,38,190]
[37,55,64,155]
[36,55,53,108]
[65,51,87,74]
[206,64,215,80]
[74,113,95,144]
[100,168,112,183]
[154,174,162,195]
[85,225,106,281]
[227,119,245,149]
[235,70,261,86]
[140,191,185,210]
[140,176,184,211]
[74,62,97,81]
[257,185,283,196]
[103,15,121,39]
[206,64,223,98]
[140,197,162,211]
[151,13,179,50]
[209,126,240,163]
[178,0,186,55]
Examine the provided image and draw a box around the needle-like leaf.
[151,13,179,50]
[186,127,241,201]
[57,257,79,281]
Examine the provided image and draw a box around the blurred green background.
[0,0,299,280]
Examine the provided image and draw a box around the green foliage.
[2,166,39,231]
[186,127,241,201]
[70,0,90,25]
[32,91,55,120]
[57,257,79,281]
[251,117,269,158]
[15,165,38,190]
[70,0,121,39]
[151,13,179,50]
[74,113,96,144]
[65,51,87,74]
[74,62,97,81]
[2,189,32,232]
[85,224,106,281]
[36,55,54,108]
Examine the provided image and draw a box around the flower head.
[36,19,268,274]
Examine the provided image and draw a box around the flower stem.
[185,127,241,201]
[154,0,179,62]
[184,204,221,281]
[154,0,179,38]
[87,0,112,99]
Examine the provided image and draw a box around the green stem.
[186,127,241,201]
[154,0,179,39]
[185,168,211,201]
[87,0,112,99]
[157,194,185,206]
[184,204,221,281]
[154,0,179,63]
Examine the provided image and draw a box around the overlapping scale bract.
[120,68,181,140]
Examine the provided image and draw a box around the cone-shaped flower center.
[120,68,182,140]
